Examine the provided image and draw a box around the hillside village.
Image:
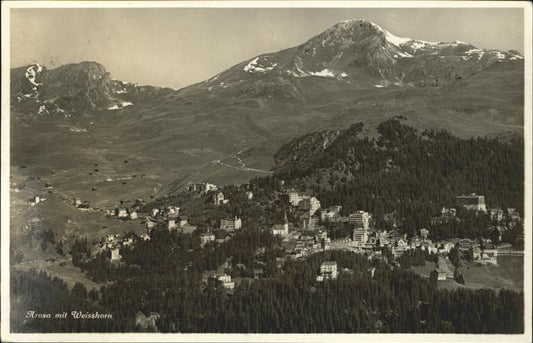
[58,176,523,292]
[13,117,524,298]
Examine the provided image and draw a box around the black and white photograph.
[1,1,531,342]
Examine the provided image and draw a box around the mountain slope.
[11,61,174,117]
[10,19,524,210]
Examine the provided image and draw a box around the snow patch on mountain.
[310,69,335,77]
[394,51,413,58]
[108,101,133,110]
[244,57,277,73]
[409,41,427,51]
[509,54,524,60]
[25,65,42,87]
[383,30,411,47]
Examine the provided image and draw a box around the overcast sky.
[11,7,524,89]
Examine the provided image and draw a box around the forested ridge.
[273,119,523,237]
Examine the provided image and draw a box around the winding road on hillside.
[213,149,273,174]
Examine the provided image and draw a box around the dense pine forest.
[11,119,524,333]
[12,248,523,333]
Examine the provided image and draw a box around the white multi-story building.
[299,197,321,216]
[349,211,370,230]
[317,261,338,281]
[217,274,235,289]
[220,217,242,231]
[288,192,306,206]
[188,182,218,194]
[320,205,342,221]
[456,194,487,212]
[352,228,369,245]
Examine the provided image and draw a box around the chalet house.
[438,241,453,254]
[167,219,176,230]
[151,208,160,218]
[200,232,216,247]
[213,192,226,205]
[420,228,430,240]
[245,191,254,200]
[111,247,121,262]
[167,206,180,217]
[393,239,410,256]
[388,230,404,244]
[441,207,457,217]
[320,205,342,222]
[129,211,138,220]
[490,208,504,222]
[458,239,472,251]
[271,222,289,236]
[435,269,447,281]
